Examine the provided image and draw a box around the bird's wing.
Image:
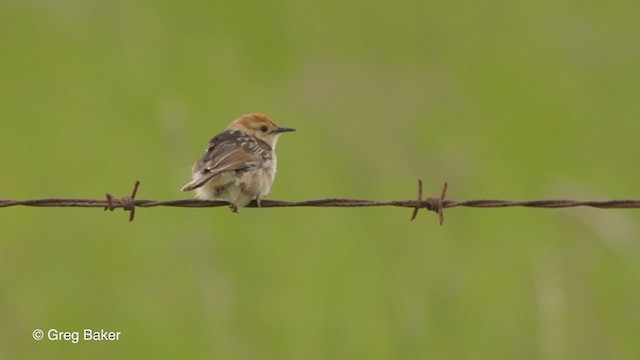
[181,133,261,191]
[198,142,257,175]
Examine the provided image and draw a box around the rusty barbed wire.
[1,180,639,224]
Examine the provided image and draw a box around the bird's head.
[227,113,295,148]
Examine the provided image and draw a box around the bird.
[181,113,295,212]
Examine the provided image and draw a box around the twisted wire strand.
[1,181,638,223]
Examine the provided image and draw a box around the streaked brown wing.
[195,142,257,176]
[181,137,260,192]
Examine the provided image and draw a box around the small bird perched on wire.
[181,113,295,212]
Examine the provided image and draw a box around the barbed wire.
[1,180,639,224]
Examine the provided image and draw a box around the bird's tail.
[180,173,216,192]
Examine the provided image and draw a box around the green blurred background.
[1,0,639,358]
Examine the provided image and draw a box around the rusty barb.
[104,181,140,222]
[1,180,639,223]
[411,180,448,224]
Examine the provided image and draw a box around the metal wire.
[1,180,638,224]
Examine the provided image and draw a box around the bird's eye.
[260,125,268,132]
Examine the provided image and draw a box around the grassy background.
[1,0,639,358]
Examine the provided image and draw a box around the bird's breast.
[238,151,277,197]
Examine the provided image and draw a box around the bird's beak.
[273,127,296,133]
